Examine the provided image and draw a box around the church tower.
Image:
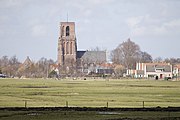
[57,22,77,66]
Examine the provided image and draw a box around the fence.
[2,100,179,108]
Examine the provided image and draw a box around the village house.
[95,63,114,75]
[127,62,173,79]
[173,64,180,79]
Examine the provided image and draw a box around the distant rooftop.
[146,64,172,72]
[77,51,106,63]
[21,56,32,69]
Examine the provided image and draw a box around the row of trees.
[111,39,180,69]
[0,56,20,77]
[0,56,55,78]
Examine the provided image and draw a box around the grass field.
[0,78,180,108]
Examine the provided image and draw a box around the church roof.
[77,51,106,63]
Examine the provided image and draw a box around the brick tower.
[57,22,77,66]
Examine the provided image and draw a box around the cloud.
[31,24,47,37]
[126,15,180,37]
[126,16,145,28]
[164,19,180,27]
[1,0,180,60]
[0,0,30,9]
[87,0,115,5]
[126,15,151,36]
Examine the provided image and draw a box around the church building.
[57,22,77,66]
[57,21,107,74]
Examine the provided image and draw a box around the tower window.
[66,26,70,36]
[63,42,65,54]
[61,26,64,36]
[66,42,69,54]
[70,42,73,54]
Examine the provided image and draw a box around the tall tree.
[111,38,140,69]
[9,56,20,77]
[36,57,55,78]
[0,56,10,76]
[0,55,21,77]
[164,58,180,64]
[139,51,152,63]
[0,56,9,67]
[111,48,122,64]
[114,64,126,78]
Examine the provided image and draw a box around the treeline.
[0,56,55,78]
[1,38,180,78]
[111,38,180,69]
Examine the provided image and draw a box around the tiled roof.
[76,51,86,58]
[23,56,32,67]
[146,65,171,72]
[98,63,114,68]
[77,51,106,63]
[50,64,59,68]
[174,64,180,69]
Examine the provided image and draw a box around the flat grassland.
[0,78,180,108]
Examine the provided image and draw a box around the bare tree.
[164,58,180,65]
[139,51,152,63]
[0,55,57,78]
[0,56,9,67]
[111,38,140,69]
[9,56,21,77]
[90,46,101,51]
[111,48,122,64]
[36,57,55,78]
[153,57,163,63]
[0,56,9,75]
[114,64,126,78]
[0,55,20,77]
[17,57,55,78]
[18,62,36,78]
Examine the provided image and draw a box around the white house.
[127,62,173,79]
[173,64,180,78]
[137,63,172,79]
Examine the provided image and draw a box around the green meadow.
[0,78,180,108]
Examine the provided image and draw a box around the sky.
[0,0,180,62]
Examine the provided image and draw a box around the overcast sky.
[0,0,180,62]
